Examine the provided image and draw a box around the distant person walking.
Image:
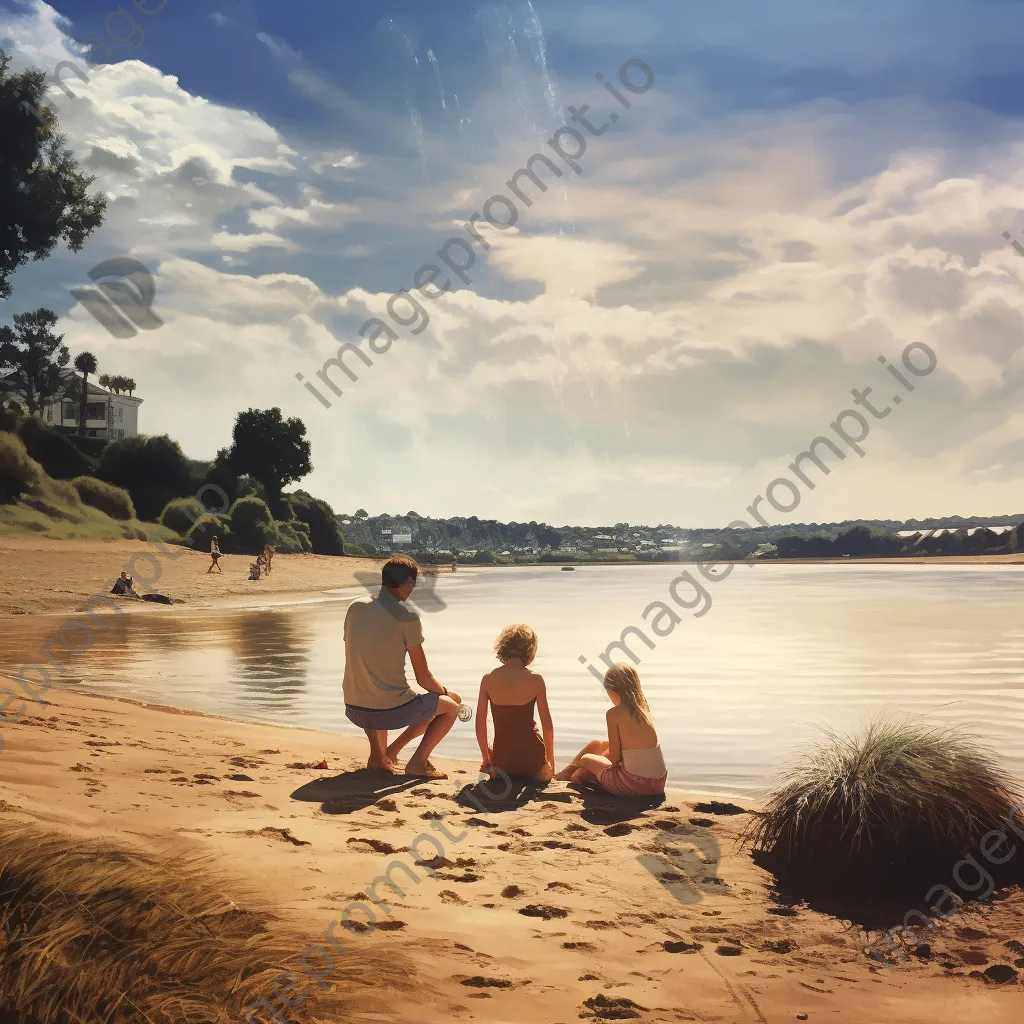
[343,555,460,778]
[207,536,222,574]
[264,544,274,575]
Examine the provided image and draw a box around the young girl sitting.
[555,662,667,796]
[476,624,555,782]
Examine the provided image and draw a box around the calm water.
[3,564,1024,797]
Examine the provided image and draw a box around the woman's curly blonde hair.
[493,623,538,665]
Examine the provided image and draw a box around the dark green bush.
[0,432,44,502]
[269,519,312,554]
[96,435,193,521]
[53,429,108,459]
[344,542,367,557]
[287,490,345,555]
[186,513,230,552]
[18,418,92,479]
[72,476,135,520]
[161,497,203,536]
[0,404,24,434]
[227,496,274,554]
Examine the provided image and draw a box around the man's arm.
[407,644,461,705]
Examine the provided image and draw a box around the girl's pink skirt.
[598,764,667,797]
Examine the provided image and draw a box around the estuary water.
[3,563,1023,797]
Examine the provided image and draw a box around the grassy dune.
[0,821,402,1024]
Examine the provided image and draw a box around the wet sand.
[1,683,1022,1022]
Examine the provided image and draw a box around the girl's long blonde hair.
[603,662,653,725]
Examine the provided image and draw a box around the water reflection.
[225,610,312,704]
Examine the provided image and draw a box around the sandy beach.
[0,537,421,617]
[1,679,1022,1022]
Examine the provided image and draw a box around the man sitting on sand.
[343,555,460,778]
[110,572,139,598]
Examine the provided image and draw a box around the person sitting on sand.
[207,536,223,574]
[248,560,262,581]
[555,662,667,797]
[476,624,554,782]
[342,555,460,778]
[110,571,139,598]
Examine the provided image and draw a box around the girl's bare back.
[609,703,659,753]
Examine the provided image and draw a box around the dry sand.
[0,536,427,617]
[2,684,1023,1023]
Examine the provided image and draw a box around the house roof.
[61,371,143,405]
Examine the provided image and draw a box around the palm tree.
[73,350,97,435]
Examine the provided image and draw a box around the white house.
[42,376,142,441]
[1,371,142,441]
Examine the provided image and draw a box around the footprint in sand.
[715,943,743,956]
[460,977,516,989]
[582,994,648,1020]
[501,885,527,898]
[346,837,400,855]
[440,890,467,905]
[603,823,635,837]
[519,904,569,920]
[562,941,598,952]
[547,881,574,892]
[663,940,703,954]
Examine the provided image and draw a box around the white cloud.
[6,2,1024,525]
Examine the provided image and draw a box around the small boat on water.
[561,566,575,571]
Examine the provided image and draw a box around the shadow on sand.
[289,768,426,813]
[453,778,664,824]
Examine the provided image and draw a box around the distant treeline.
[337,511,1023,563]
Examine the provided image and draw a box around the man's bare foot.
[405,758,448,779]
[367,758,400,774]
[553,763,579,782]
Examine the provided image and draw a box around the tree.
[355,508,368,518]
[289,490,345,555]
[103,374,135,395]
[0,308,69,414]
[219,407,312,518]
[96,435,193,521]
[0,52,107,300]
[73,350,97,434]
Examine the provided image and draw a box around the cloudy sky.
[4,0,1024,526]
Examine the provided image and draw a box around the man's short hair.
[382,555,420,589]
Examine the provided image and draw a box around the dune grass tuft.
[743,718,1024,898]
[0,823,410,1023]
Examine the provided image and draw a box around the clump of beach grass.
[743,718,1024,899]
[0,822,409,1023]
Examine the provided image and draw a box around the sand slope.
[0,537,403,617]
[1,684,1022,1022]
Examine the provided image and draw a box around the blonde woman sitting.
[476,624,555,782]
[555,662,667,797]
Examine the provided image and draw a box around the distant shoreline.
[458,552,1024,568]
